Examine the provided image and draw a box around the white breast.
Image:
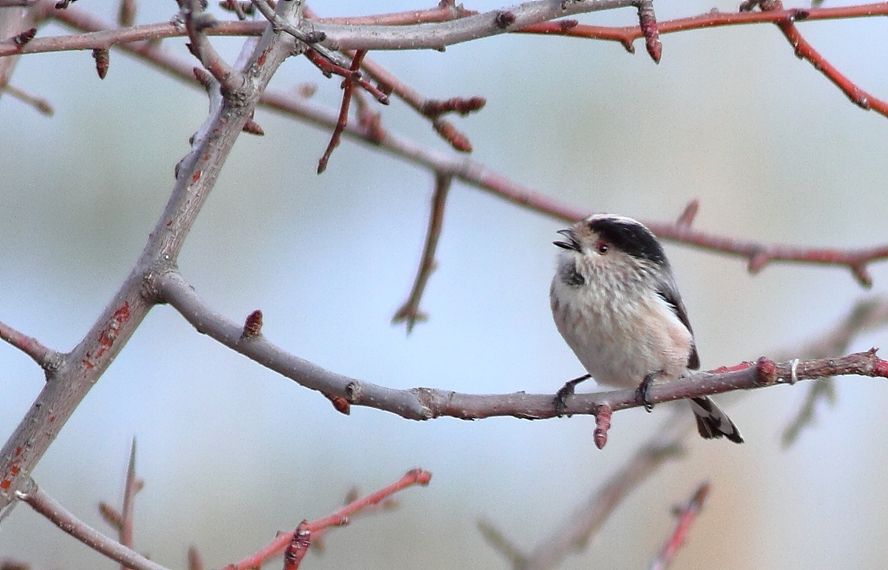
[550,272,693,389]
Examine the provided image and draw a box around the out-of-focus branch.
[1,83,52,114]
[480,408,689,569]
[225,469,432,570]
[16,481,171,570]
[392,173,452,332]
[648,481,710,570]
[161,270,888,422]
[485,296,888,568]
[781,298,888,445]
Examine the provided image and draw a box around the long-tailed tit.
[550,214,743,443]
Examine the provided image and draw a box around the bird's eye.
[595,240,609,255]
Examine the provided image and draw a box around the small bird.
[549,214,743,443]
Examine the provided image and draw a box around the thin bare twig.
[40,6,888,286]
[225,469,432,570]
[0,320,60,371]
[182,0,240,93]
[392,173,452,332]
[316,49,368,173]
[16,482,171,570]
[648,481,710,570]
[782,298,888,445]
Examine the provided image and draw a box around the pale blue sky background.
[2,1,888,568]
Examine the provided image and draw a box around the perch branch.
[487,296,888,568]
[159,271,888,422]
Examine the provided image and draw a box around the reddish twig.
[225,469,432,570]
[44,7,888,282]
[182,0,240,93]
[187,545,204,570]
[17,482,170,570]
[0,320,60,371]
[635,0,661,63]
[758,0,888,118]
[392,173,452,332]
[482,409,688,569]
[317,49,369,173]
[517,3,888,51]
[518,2,888,118]
[648,482,710,570]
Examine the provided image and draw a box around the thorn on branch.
[241,309,263,338]
[54,0,76,9]
[242,116,265,136]
[675,199,699,227]
[12,28,36,48]
[635,0,662,63]
[92,48,110,79]
[851,264,873,288]
[433,119,472,152]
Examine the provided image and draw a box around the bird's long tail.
[689,397,744,443]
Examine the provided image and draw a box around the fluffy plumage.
[550,214,742,443]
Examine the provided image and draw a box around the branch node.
[755,356,778,386]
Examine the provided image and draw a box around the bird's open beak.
[553,228,581,251]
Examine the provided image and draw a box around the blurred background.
[2,0,888,568]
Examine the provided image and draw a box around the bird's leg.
[635,371,661,413]
[554,373,591,417]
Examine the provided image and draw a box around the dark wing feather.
[656,277,700,370]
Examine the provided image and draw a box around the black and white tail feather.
[690,397,744,443]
